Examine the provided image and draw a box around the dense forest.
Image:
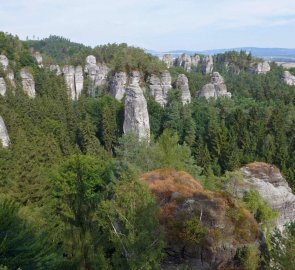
[1,33,295,270]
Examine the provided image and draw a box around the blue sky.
[0,0,295,51]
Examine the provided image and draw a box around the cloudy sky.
[1,0,295,51]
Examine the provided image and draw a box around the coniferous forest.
[1,32,295,270]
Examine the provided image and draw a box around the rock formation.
[74,66,83,99]
[0,55,9,71]
[49,65,62,76]
[142,169,259,270]
[147,70,172,106]
[84,55,109,96]
[110,72,128,101]
[282,71,295,86]
[175,54,192,71]
[0,78,6,96]
[197,72,231,100]
[201,55,214,74]
[240,162,295,230]
[162,54,174,68]
[0,116,10,148]
[62,65,83,100]
[123,71,150,141]
[249,61,271,74]
[176,74,191,104]
[7,72,15,88]
[191,54,201,68]
[33,52,43,68]
[20,68,36,98]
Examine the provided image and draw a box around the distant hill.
[147,47,295,62]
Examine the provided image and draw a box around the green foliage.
[237,244,260,270]
[0,198,61,270]
[101,179,164,270]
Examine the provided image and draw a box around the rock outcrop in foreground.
[282,71,295,86]
[147,71,172,106]
[20,68,36,98]
[197,72,231,100]
[142,169,258,270]
[123,72,150,141]
[0,116,10,148]
[241,162,295,230]
[176,74,191,104]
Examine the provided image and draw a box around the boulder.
[240,162,295,230]
[249,61,271,74]
[202,55,214,75]
[282,71,295,86]
[197,72,231,100]
[147,70,172,106]
[123,72,150,141]
[142,169,259,270]
[176,74,191,104]
[110,72,127,101]
[0,116,10,148]
[162,54,174,68]
[20,68,36,98]
[0,55,9,71]
[0,78,6,96]
[49,65,62,76]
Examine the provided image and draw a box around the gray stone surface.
[50,65,62,76]
[282,71,295,86]
[176,74,191,104]
[75,66,84,99]
[201,55,214,74]
[249,61,271,74]
[62,65,76,100]
[20,68,36,98]
[0,55,9,71]
[191,54,200,68]
[34,52,43,68]
[123,72,150,141]
[110,72,127,101]
[162,54,174,68]
[197,72,231,100]
[240,162,295,231]
[0,78,6,96]
[84,55,109,96]
[175,54,192,71]
[147,70,172,106]
[0,116,10,148]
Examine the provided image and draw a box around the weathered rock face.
[197,72,231,100]
[249,61,271,74]
[62,65,83,100]
[34,52,43,68]
[0,116,10,148]
[176,74,191,104]
[20,68,36,98]
[147,70,172,106]
[62,65,76,100]
[282,71,295,86]
[123,72,150,141]
[110,72,127,101]
[75,66,83,99]
[0,78,6,96]
[162,54,174,68]
[49,65,62,76]
[175,54,192,71]
[240,162,295,230]
[142,169,259,270]
[84,55,110,96]
[191,54,201,68]
[0,55,9,71]
[202,55,214,75]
